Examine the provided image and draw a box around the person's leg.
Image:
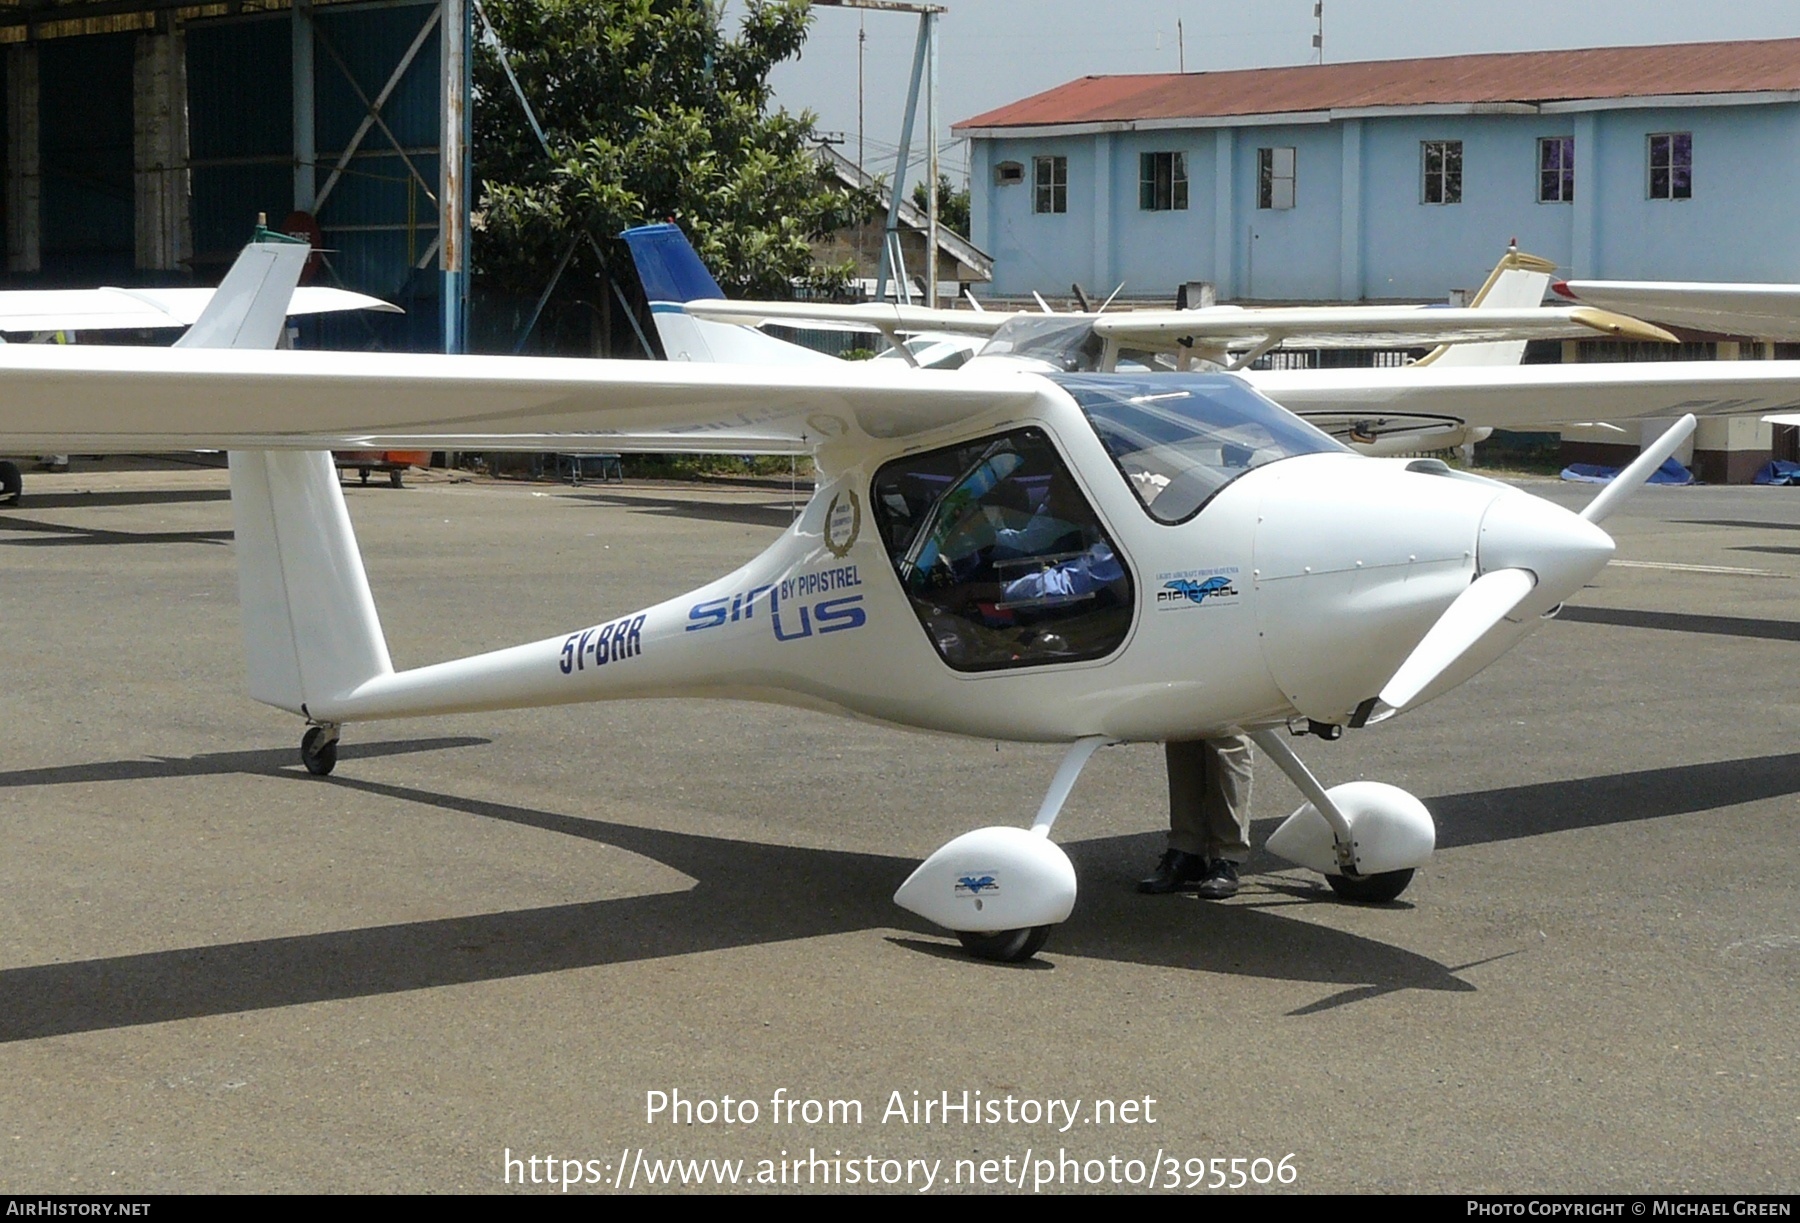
[1138,740,1211,893]
[1192,735,1252,899]
[1200,735,1253,864]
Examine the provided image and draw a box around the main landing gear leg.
[1247,729,1432,904]
[895,736,1112,963]
[300,723,341,776]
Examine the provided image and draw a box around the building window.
[1648,132,1692,200]
[1538,136,1574,203]
[994,160,1025,187]
[1257,147,1295,210]
[1138,151,1188,211]
[1421,140,1462,204]
[1033,156,1067,214]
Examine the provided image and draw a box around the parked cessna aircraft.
[1,230,1741,964]
[0,232,399,502]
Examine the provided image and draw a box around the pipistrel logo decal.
[955,873,999,896]
[1155,566,1241,610]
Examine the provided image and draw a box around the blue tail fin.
[622,223,725,303]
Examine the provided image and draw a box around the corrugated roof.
[955,38,1800,131]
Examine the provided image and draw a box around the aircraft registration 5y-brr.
[0,244,1700,962]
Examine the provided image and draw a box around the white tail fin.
[175,235,312,350]
[1416,247,1558,368]
[195,233,395,717]
[229,451,394,715]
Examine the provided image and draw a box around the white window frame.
[1139,151,1188,211]
[1421,140,1462,205]
[1033,155,1067,215]
[1538,136,1574,204]
[1647,132,1692,200]
[1258,146,1295,210]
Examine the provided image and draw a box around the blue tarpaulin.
[1559,458,1694,486]
[1752,460,1800,486]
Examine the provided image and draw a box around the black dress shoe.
[1195,859,1240,900]
[1138,849,1208,894]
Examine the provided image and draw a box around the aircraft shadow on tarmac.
[1557,604,1800,642]
[3,742,1799,1041]
[0,514,231,548]
[7,488,233,511]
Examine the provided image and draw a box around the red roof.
[955,38,1800,132]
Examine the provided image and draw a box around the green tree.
[911,172,971,240]
[474,0,870,312]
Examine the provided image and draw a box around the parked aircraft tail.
[1413,246,1558,368]
[206,231,395,717]
[621,223,839,366]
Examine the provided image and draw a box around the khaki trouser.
[1165,735,1253,863]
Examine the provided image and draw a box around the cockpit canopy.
[1057,373,1348,523]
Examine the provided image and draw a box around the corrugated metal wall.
[188,0,441,349]
[186,15,289,266]
[39,32,134,283]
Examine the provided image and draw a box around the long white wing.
[1556,280,1800,342]
[1090,304,1674,351]
[0,345,1046,453]
[1248,360,1800,431]
[685,299,1672,351]
[0,285,400,334]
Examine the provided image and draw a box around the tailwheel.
[0,461,22,506]
[956,926,1052,963]
[300,725,340,776]
[1326,868,1414,904]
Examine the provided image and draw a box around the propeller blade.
[1579,413,1697,525]
[1377,567,1537,710]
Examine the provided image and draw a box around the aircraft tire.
[1326,868,1414,904]
[300,726,339,776]
[0,460,22,506]
[956,925,1051,963]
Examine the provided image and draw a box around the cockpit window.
[977,316,1105,370]
[871,428,1133,671]
[1058,373,1347,523]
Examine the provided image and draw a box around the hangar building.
[0,0,466,351]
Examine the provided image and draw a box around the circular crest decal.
[824,489,862,558]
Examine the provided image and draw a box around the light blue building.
[955,38,1800,303]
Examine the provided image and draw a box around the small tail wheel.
[956,926,1052,963]
[300,726,339,776]
[1326,868,1414,904]
[0,460,22,506]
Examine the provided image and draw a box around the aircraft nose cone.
[1477,489,1614,607]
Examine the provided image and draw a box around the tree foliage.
[474,0,872,304]
[911,172,971,241]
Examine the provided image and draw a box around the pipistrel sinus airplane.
[0,228,1722,964]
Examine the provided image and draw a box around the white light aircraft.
[0,235,1716,963]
